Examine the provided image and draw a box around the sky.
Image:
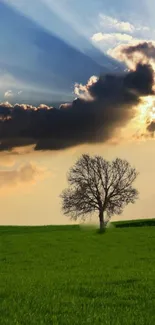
[0,0,155,225]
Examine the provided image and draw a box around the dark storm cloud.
[0,63,154,151]
[122,42,155,60]
[147,121,155,133]
[110,41,155,136]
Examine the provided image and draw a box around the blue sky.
[1,0,154,104]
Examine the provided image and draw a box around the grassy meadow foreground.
[1,220,155,325]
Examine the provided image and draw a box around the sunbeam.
[1,0,155,230]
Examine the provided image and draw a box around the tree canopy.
[61,154,139,231]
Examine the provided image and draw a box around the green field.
[1,221,155,325]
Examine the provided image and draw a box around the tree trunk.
[99,210,105,233]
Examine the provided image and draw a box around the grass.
[1,221,155,325]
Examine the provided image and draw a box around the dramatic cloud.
[74,76,98,101]
[123,42,155,59]
[147,121,155,133]
[109,40,155,70]
[0,60,154,151]
[109,41,155,134]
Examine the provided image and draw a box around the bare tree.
[60,154,139,232]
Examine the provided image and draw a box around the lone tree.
[61,154,139,232]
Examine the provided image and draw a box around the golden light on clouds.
[107,95,155,144]
[135,96,155,136]
[122,96,155,141]
[108,41,155,71]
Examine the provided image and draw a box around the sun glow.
[129,95,155,139]
[139,96,155,123]
[118,95,155,142]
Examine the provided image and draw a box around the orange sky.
[0,139,155,225]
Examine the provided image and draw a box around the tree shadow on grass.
[96,228,107,235]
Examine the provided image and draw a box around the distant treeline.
[113,219,155,228]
